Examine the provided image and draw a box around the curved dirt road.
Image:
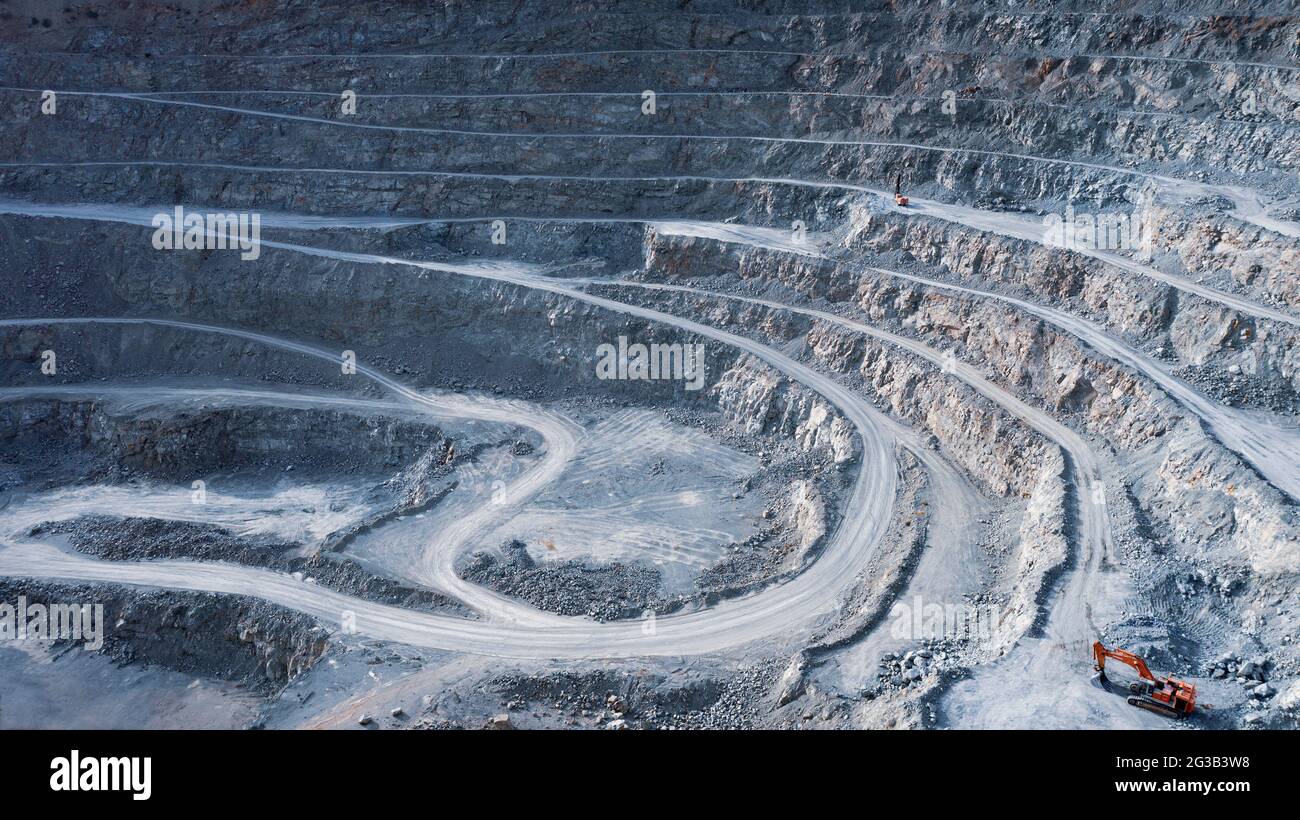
[0,284,900,659]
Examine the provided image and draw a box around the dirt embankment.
[0,578,331,693]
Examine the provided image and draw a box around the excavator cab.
[1092,641,1196,719]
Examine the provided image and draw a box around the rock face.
[786,481,828,565]
[1152,205,1300,313]
[0,579,329,692]
[844,205,1300,403]
[997,451,1071,653]
[712,356,857,463]
[0,396,452,485]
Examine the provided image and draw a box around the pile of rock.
[636,662,780,730]
[1209,652,1281,725]
[1207,651,1269,691]
[460,541,678,621]
[872,640,957,692]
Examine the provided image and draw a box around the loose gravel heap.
[460,540,680,621]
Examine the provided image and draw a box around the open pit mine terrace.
[0,1,1298,776]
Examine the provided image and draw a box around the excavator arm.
[893,172,909,206]
[1092,641,1155,681]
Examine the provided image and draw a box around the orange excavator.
[893,172,909,206]
[1092,641,1197,719]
